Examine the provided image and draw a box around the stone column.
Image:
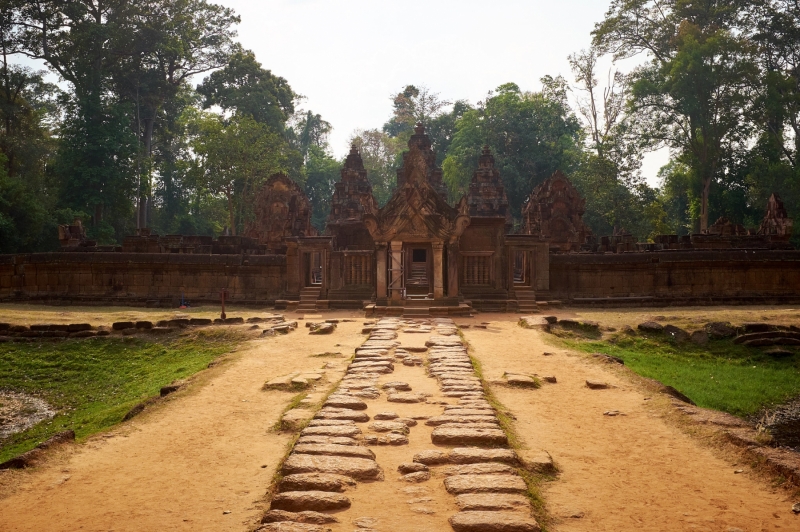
[390,241,403,302]
[447,242,459,298]
[286,241,300,297]
[432,241,444,299]
[375,243,387,300]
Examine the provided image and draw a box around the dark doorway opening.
[412,249,427,263]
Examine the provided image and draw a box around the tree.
[187,111,293,235]
[111,0,239,228]
[442,81,583,216]
[197,49,295,132]
[383,85,452,139]
[348,129,403,206]
[593,0,758,231]
[305,145,339,231]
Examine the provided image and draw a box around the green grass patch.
[564,334,800,417]
[0,329,242,463]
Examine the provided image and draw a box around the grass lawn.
[562,333,800,417]
[0,328,242,463]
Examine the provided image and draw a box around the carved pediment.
[364,124,470,243]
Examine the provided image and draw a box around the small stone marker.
[585,380,610,390]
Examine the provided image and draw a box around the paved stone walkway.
[258,318,539,532]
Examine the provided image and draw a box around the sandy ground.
[1,306,799,532]
[463,318,799,532]
[0,310,366,532]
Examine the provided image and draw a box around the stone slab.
[282,454,381,480]
[450,448,518,465]
[443,474,528,495]
[449,511,540,532]
[293,444,375,459]
[455,493,531,511]
[270,491,351,512]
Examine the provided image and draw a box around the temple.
[3,124,799,311]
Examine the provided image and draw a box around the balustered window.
[463,253,492,285]
[344,255,373,285]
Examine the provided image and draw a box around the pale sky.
[218,0,670,186]
[16,0,670,186]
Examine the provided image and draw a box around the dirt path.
[0,317,366,532]
[463,319,798,532]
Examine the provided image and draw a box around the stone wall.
[0,253,286,306]
[549,250,800,304]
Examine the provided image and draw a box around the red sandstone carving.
[244,174,317,253]
[522,171,592,253]
[758,193,793,240]
[466,146,511,227]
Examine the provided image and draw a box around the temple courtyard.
[0,305,798,532]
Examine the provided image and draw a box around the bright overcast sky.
[15,0,670,186]
[218,0,669,185]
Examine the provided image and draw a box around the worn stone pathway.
[258,318,539,532]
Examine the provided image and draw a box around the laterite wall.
[0,253,286,306]
[549,250,800,304]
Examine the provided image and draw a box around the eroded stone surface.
[368,421,410,434]
[323,396,368,410]
[261,510,340,524]
[282,454,381,480]
[401,471,431,483]
[293,444,375,459]
[387,392,427,403]
[431,427,508,446]
[278,473,356,493]
[300,425,362,438]
[413,450,450,465]
[398,462,429,474]
[270,491,351,512]
[449,510,540,532]
[443,474,528,495]
[425,415,499,426]
[444,462,516,476]
[257,522,332,532]
[454,493,531,511]
[450,448,518,465]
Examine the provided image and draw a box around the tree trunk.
[700,175,711,232]
[138,116,155,229]
[227,190,236,236]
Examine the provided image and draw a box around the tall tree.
[442,81,583,216]
[111,0,239,229]
[349,129,403,206]
[383,85,452,139]
[197,49,294,132]
[593,0,758,231]
[187,111,293,235]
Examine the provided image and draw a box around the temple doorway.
[404,244,432,297]
[303,251,323,287]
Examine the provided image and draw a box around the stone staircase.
[297,287,321,312]
[515,289,539,313]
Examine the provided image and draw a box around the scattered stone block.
[591,353,624,365]
[664,324,690,343]
[449,511,540,532]
[112,321,134,331]
[316,409,370,422]
[282,409,314,430]
[585,380,610,390]
[401,471,431,482]
[398,462,429,474]
[690,330,709,345]
[373,411,398,420]
[257,521,332,532]
[504,374,539,388]
[706,321,737,339]
[270,491,351,512]
[637,321,663,333]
